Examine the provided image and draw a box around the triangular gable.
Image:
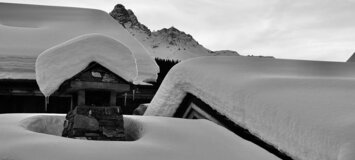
[72,62,130,84]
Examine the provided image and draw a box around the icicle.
[116,107,120,114]
[132,89,135,101]
[44,96,49,112]
[124,93,127,107]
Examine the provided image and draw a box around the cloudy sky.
[1,0,355,61]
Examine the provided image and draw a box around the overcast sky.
[1,0,355,61]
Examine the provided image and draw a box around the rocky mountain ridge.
[110,4,151,36]
[110,4,240,61]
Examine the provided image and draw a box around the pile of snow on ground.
[0,114,279,160]
[145,56,355,160]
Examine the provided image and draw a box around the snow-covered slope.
[110,4,240,61]
[0,114,279,160]
[0,2,159,80]
[145,56,355,160]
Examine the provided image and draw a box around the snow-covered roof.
[0,55,36,79]
[0,2,158,81]
[0,114,279,160]
[36,34,140,97]
[145,56,355,160]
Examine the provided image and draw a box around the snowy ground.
[0,114,279,160]
[145,56,355,160]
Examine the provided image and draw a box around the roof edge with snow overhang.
[35,33,140,97]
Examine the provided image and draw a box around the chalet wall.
[0,80,155,114]
[0,95,71,113]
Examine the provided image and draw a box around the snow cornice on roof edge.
[35,33,138,97]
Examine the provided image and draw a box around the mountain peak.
[154,26,196,46]
[157,26,188,35]
[109,4,240,61]
[110,4,151,35]
[166,26,179,32]
[109,4,129,26]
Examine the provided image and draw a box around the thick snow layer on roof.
[0,2,158,81]
[0,55,36,79]
[0,114,279,160]
[145,56,355,160]
[36,34,138,96]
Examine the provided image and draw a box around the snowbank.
[35,34,138,96]
[0,2,159,81]
[0,114,278,160]
[145,56,355,160]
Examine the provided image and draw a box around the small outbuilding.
[35,33,157,140]
[35,33,157,112]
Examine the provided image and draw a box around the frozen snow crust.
[145,56,355,160]
[0,3,159,81]
[0,114,278,160]
[36,34,138,96]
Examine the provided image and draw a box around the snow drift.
[0,114,279,160]
[145,56,355,160]
[0,2,159,81]
[35,34,139,96]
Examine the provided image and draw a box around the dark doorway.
[85,90,110,106]
[47,96,72,113]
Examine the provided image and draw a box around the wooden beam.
[110,91,117,106]
[78,90,85,106]
[0,89,72,97]
[70,96,73,111]
[69,81,130,93]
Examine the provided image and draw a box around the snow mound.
[0,114,279,160]
[0,3,159,81]
[36,34,139,96]
[21,115,65,136]
[20,115,143,141]
[145,56,355,160]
